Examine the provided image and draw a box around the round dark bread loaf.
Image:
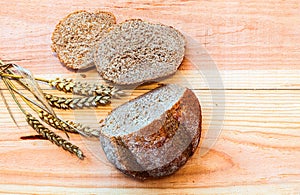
[51,10,116,70]
[100,84,201,180]
[94,19,186,85]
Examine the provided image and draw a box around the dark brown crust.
[119,88,201,180]
[100,85,201,180]
[181,88,202,153]
[119,140,195,180]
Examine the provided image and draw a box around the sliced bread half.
[52,10,116,70]
[94,19,186,85]
[100,84,201,180]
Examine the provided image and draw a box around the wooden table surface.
[1,0,300,194]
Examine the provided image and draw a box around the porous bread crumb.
[101,84,185,136]
[94,19,185,85]
[52,10,116,70]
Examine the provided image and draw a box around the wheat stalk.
[38,110,77,134]
[0,62,109,160]
[66,120,101,137]
[0,72,125,98]
[1,71,84,159]
[48,78,124,98]
[38,110,100,137]
[26,113,85,159]
[44,93,111,109]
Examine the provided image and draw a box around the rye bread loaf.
[94,19,186,85]
[51,10,116,70]
[100,84,201,180]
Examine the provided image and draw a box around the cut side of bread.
[94,19,186,85]
[52,10,116,70]
[100,84,201,180]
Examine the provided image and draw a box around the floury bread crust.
[100,84,201,180]
[94,19,186,85]
[52,10,116,70]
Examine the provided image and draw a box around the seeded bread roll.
[100,84,201,180]
[52,10,116,70]
[94,19,186,85]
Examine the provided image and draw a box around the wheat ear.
[44,93,111,109]
[26,113,85,159]
[48,78,124,97]
[38,110,100,137]
[0,70,125,98]
[65,120,101,137]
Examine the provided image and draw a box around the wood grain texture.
[0,0,300,194]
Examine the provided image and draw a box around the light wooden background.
[1,0,300,194]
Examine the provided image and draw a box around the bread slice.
[52,10,116,70]
[100,84,201,180]
[94,19,186,85]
